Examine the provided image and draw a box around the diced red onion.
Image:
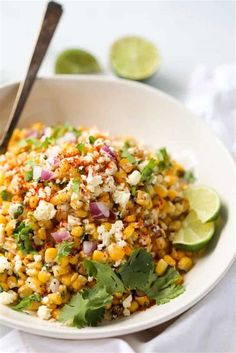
[26,130,38,138]
[101,144,117,160]
[90,202,116,221]
[83,241,97,255]
[49,278,60,293]
[51,230,71,243]
[41,169,54,181]
[47,156,59,167]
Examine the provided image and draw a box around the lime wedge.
[184,186,220,223]
[55,49,101,74]
[173,211,215,251]
[110,36,160,80]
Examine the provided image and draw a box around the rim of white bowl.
[0,75,235,339]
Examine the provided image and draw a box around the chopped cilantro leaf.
[157,147,171,170]
[26,160,36,167]
[76,143,85,156]
[121,146,136,164]
[64,123,81,137]
[131,186,137,196]
[71,178,80,194]
[140,158,157,183]
[183,170,195,183]
[59,286,112,328]
[56,241,74,262]
[13,293,41,311]
[18,138,41,149]
[84,260,124,295]
[41,137,54,148]
[13,222,35,253]
[25,170,33,182]
[0,190,12,201]
[89,136,96,144]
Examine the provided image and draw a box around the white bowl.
[0,76,235,339]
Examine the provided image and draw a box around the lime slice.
[55,49,101,74]
[110,36,160,80]
[184,186,220,223]
[173,211,215,251]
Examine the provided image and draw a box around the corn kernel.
[178,257,193,272]
[7,276,17,289]
[135,296,150,306]
[38,271,51,283]
[92,250,108,263]
[108,244,125,261]
[164,175,177,186]
[60,274,72,286]
[120,158,133,173]
[124,245,133,256]
[29,196,39,209]
[129,300,139,313]
[155,184,168,197]
[52,309,60,320]
[5,221,15,236]
[163,255,176,267]
[69,255,78,265]
[18,285,33,298]
[60,257,69,267]
[156,237,168,250]
[71,226,83,237]
[124,215,136,222]
[76,209,88,218]
[0,215,7,224]
[136,191,152,209]
[37,228,46,240]
[71,275,87,290]
[124,225,135,239]
[168,189,179,200]
[45,248,57,263]
[156,259,168,276]
[1,202,10,215]
[48,292,63,305]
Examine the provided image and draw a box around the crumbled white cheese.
[68,215,81,229]
[26,277,39,292]
[104,162,118,176]
[122,294,132,308]
[127,170,141,186]
[34,200,56,221]
[57,132,76,144]
[0,290,17,305]
[86,167,103,192]
[0,256,12,273]
[123,308,131,316]
[38,188,46,199]
[37,305,51,320]
[103,176,116,193]
[33,255,42,263]
[88,276,94,282]
[8,203,21,219]
[42,296,49,305]
[44,186,51,197]
[83,153,94,163]
[97,225,111,248]
[113,190,130,208]
[110,220,124,242]
[14,255,22,272]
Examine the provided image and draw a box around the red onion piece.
[47,156,59,167]
[101,144,117,160]
[41,169,54,181]
[49,278,60,293]
[83,241,97,255]
[26,130,38,138]
[90,202,116,221]
[51,230,71,243]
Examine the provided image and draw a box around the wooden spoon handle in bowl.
[0,1,63,153]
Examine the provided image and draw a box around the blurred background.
[0,0,235,100]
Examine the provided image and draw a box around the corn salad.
[0,123,194,326]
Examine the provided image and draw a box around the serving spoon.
[0,1,63,153]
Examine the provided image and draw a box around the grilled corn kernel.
[71,226,83,237]
[92,250,108,263]
[48,293,63,305]
[156,237,168,250]
[124,245,133,256]
[165,175,177,186]
[60,257,69,267]
[5,221,15,236]
[163,255,176,267]
[156,259,168,276]
[129,300,139,313]
[125,214,136,222]
[72,275,87,290]
[29,196,39,209]
[124,225,135,239]
[162,201,175,214]
[136,191,152,208]
[155,184,168,197]
[7,276,17,289]
[120,158,133,173]
[52,309,60,320]
[69,255,78,265]
[2,202,10,215]
[45,248,57,263]
[37,228,46,240]
[0,215,7,224]
[171,249,186,261]
[168,189,179,200]
[169,220,182,231]
[60,274,72,286]
[76,209,87,218]
[38,271,51,283]
[135,296,149,306]
[108,244,125,261]
[178,257,193,272]
[18,285,33,298]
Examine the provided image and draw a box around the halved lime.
[55,49,101,74]
[184,186,220,223]
[173,211,215,251]
[110,36,160,80]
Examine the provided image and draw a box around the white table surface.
[0,0,235,100]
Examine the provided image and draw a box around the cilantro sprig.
[71,178,80,194]
[183,170,195,183]
[13,222,36,254]
[0,189,12,201]
[140,158,157,183]
[121,143,137,164]
[13,294,41,311]
[157,147,171,170]
[56,241,74,262]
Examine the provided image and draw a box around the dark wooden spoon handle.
[0,1,63,153]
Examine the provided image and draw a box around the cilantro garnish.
[140,158,157,183]
[18,138,41,149]
[26,160,36,167]
[157,147,171,170]
[41,137,54,149]
[64,123,81,137]
[13,293,41,311]
[59,286,112,328]
[84,260,124,294]
[71,178,80,194]
[121,143,136,164]
[56,241,74,262]
[24,169,33,182]
[131,186,137,196]
[89,136,96,144]
[13,222,35,253]
[183,170,195,183]
[76,143,85,156]
[0,189,12,201]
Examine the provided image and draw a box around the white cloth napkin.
[0,65,235,353]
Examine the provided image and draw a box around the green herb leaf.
[146,268,185,304]
[119,248,155,291]
[59,286,112,328]
[26,160,36,167]
[13,293,41,311]
[11,204,24,219]
[56,241,74,262]
[183,170,195,183]
[41,137,54,149]
[0,190,12,201]
[25,170,33,182]
[84,260,124,295]
[131,186,137,196]
[121,145,136,164]
[140,158,157,183]
[64,123,81,137]
[13,222,35,253]
[71,178,80,194]
[89,136,96,144]
[76,143,85,156]
[157,147,171,170]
